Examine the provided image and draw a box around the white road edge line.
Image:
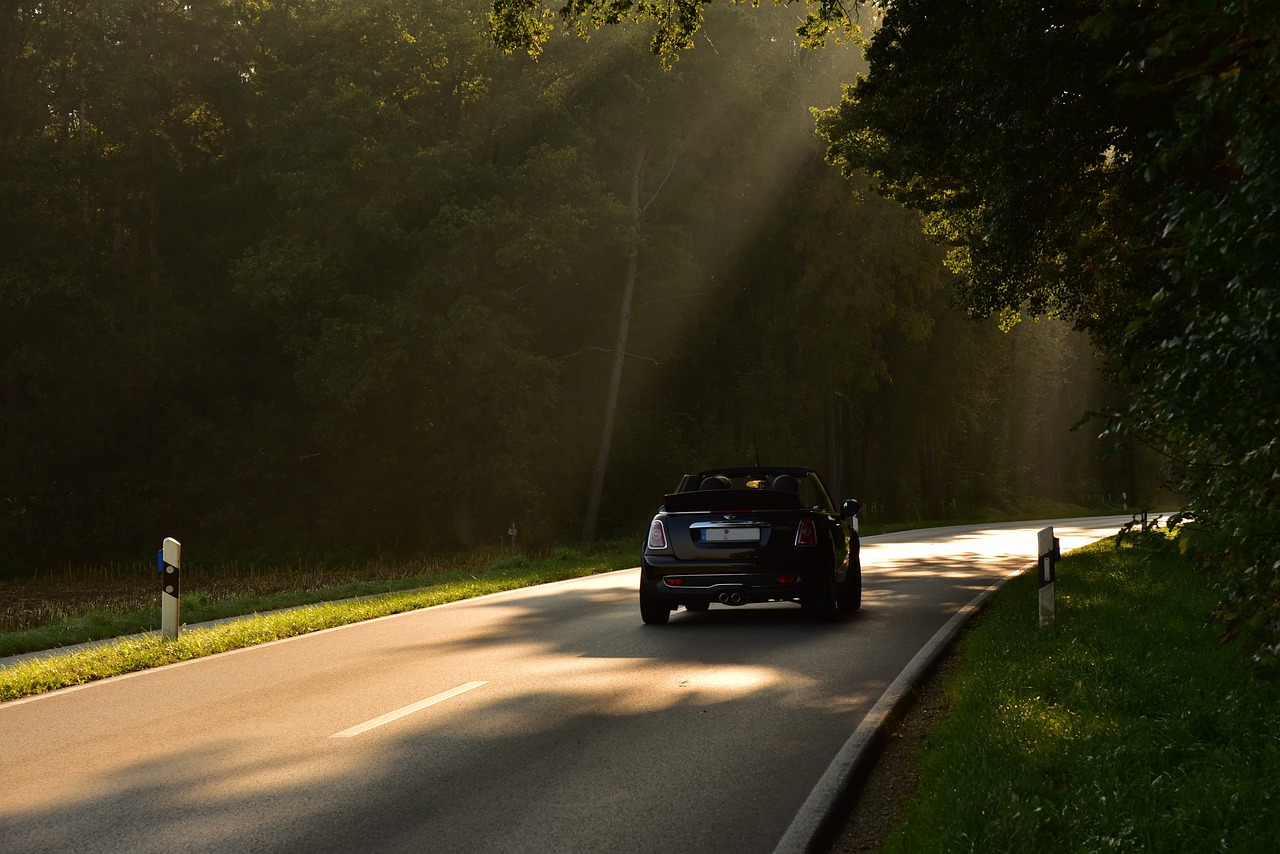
[330,681,488,739]
[771,565,1027,854]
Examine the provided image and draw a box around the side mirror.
[841,499,861,518]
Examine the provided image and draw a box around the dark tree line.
[1,1,1145,575]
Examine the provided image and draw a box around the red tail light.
[647,519,669,550]
[795,518,818,546]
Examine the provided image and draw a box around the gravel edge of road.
[822,631,962,852]
[772,565,1027,854]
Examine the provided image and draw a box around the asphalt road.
[0,516,1131,853]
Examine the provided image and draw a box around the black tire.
[802,571,839,622]
[837,556,862,613]
[640,575,671,625]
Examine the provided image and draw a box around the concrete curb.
[772,563,1029,854]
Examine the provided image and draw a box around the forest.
[0,1,1155,574]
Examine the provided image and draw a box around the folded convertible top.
[661,488,803,513]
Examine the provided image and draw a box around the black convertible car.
[640,466,861,624]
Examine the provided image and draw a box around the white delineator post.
[1037,526,1060,629]
[160,537,181,640]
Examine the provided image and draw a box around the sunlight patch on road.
[863,542,1024,579]
[674,665,779,696]
[861,521,1124,582]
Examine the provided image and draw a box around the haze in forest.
[0,1,1166,572]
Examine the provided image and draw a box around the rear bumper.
[642,554,826,606]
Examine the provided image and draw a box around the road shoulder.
[823,645,960,852]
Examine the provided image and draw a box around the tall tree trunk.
[148,186,161,325]
[824,399,841,499]
[583,143,645,542]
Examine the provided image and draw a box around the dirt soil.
[823,649,960,852]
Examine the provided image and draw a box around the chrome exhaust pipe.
[729,592,744,605]
[718,592,731,604]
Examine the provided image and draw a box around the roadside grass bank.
[0,542,636,656]
[883,535,1280,852]
[0,545,635,702]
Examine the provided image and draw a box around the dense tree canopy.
[4,1,1143,600]
[821,0,1280,671]
[488,0,864,61]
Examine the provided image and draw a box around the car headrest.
[771,474,799,493]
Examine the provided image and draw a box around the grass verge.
[884,535,1280,852]
[0,546,635,702]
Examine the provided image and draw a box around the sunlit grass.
[884,536,1280,852]
[0,543,637,655]
[0,544,636,701]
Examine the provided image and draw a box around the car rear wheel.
[639,574,671,625]
[837,557,862,613]
[803,571,839,622]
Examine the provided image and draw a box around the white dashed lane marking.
[330,681,488,738]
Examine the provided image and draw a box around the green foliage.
[886,538,1280,851]
[817,0,1149,340]
[1104,3,1280,674]
[814,0,1280,671]
[488,0,865,64]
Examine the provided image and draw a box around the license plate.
[703,527,759,543]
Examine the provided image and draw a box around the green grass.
[885,536,1280,852]
[0,544,637,656]
[0,544,636,702]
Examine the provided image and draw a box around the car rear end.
[642,487,834,612]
